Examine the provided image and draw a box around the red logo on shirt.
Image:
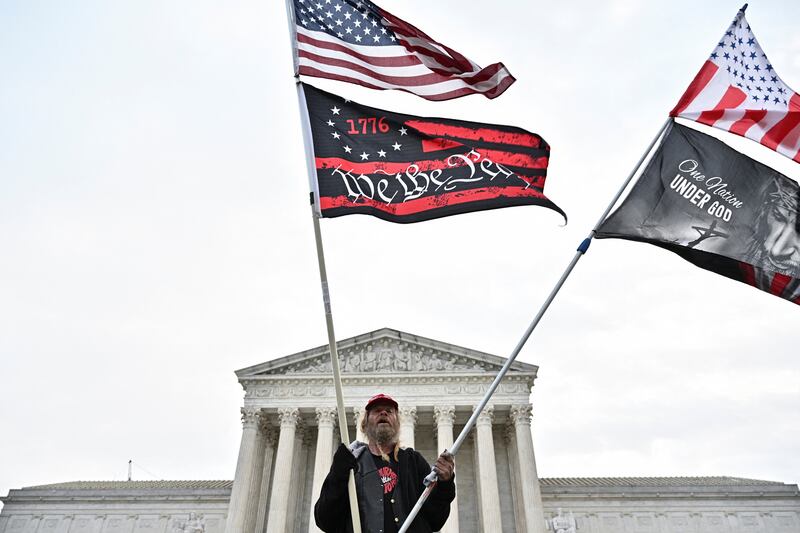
[377,466,398,494]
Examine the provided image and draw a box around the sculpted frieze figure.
[548,508,577,533]
[392,349,411,371]
[172,513,205,533]
[354,346,375,372]
[376,348,393,371]
[279,341,495,374]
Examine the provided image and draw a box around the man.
[315,394,455,533]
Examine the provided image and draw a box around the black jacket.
[314,442,456,533]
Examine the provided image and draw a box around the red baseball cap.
[365,393,398,411]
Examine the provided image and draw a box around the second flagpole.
[398,117,673,533]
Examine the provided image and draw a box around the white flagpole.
[398,117,673,533]
[283,2,363,533]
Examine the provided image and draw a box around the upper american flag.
[671,5,800,162]
[291,0,515,101]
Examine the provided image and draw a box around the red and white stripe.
[295,26,515,101]
[670,10,800,162]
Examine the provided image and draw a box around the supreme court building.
[2,328,799,533]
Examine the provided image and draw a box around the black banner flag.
[301,83,565,223]
[596,121,800,306]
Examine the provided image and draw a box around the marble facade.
[0,481,231,533]
[2,328,799,532]
[224,328,547,533]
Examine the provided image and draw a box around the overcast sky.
[1,0,799,506]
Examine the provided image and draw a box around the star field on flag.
[671,5,800,161]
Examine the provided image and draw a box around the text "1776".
[346,117,390,135]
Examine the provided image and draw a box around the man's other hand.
[433,451,454,481]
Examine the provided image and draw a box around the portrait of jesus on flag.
[596,121,800,306]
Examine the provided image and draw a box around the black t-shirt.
[372,453,399,533]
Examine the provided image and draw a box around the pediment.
[236,328,537,378]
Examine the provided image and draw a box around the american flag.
[671,5,800,162]
[291,0,515,101]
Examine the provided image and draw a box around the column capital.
[399,405,418,425]
[258,412,272,431]
[433,405,456,427]
[277,407,300,428]
[315,406,338,427]
[241,407,262,429]
[262,425,278,447]
[475,405,494,426]
[509,404,533,426]
[503,422,516,444]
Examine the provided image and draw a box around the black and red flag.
[301,83,566,223]
[596,121,800,306]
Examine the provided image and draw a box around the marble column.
[474,405,502,532]
[657,512,671,532]
[587,512,601,533]
[693,512,705,532]
[285,423,308,529]
[399,405,417,449]
[225,407,263,533]
[158,514,170,533]
[22,515,41,533]
[353,407,367,443]
[510,404,546,533]
[504,423,527,533]
[725,512,739,530]
[471,430,483,527]
[722,512,736,533]
[265,408,300,533]
[93,515,105,533]
[243,415,270,533]
[433,405,459,533]
[253,424,278,533]
[622,513,634,532]
[57,515,73,533]
[309,407,337,533]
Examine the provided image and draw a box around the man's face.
[365,401,399,445]
[763,203,800,272]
